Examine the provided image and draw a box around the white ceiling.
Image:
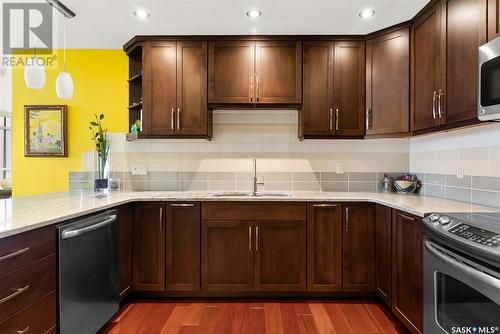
[55,0,428,49]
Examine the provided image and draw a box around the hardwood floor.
[102,300,409,334]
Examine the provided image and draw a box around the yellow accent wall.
[12,49,128,197]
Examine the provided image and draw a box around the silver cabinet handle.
[159,207,163,231]
[250,75,254,102]
[61,215,116,239]
[437,89,443,119]
[345,207,349,232]
[0,247,29,262]
[248,226,252,251]
[0,285,30,304]
[313,204,337,208]
[255,226,259,251]
[335,108,340,131]
[16,326,29,334]
[177,107,181,130]
[170,203,195,207]
[171,107,175,130]
[366,108,370,131]
[432,91,437,120]
[256,76,260,102]
[329,108,333,131]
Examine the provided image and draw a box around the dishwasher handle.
[61,215,117,239]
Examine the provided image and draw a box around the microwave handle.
[424,241,500,290]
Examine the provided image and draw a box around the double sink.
[213,192,292,198]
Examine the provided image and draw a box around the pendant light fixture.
[56,18,74,99]
[24,45,46,89]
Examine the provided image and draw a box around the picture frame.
[24,105,67,157]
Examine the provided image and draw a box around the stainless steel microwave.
[479,37,500,121]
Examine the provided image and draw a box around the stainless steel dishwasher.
[57,210,119,334]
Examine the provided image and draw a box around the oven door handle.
[425,241,500,290]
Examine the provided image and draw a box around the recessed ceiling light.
[134,9,150,20]
[359,9,375,19]
[246,9,262,18]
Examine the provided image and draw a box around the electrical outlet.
[131,163,148,176]
[456,163,464,179]
[336,162,345,174]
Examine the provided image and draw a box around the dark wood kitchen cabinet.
[254,220,306,291]
[412,2,442,132]
[392,210,423,334]
[142,40,209,138]
[342,203,375,292]
[375,204,392,306]
[208,40,302,106]
[300,40,365,139]
[201,220,254,291]
[201,202,306,292]
[366,28,410,137]
[166,202,201,292]
[117,205,133,300]
[132,202,166,292]
[411,0,486,132]
[488,0,500,40]
[307,203,342,292]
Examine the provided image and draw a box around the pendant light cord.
[63,18,67,72]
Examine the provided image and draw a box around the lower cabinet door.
[118,205,133,300]
[254,221,306,291]
[375,204,392,306]
[307,203,342,292]
[201,221,253,291]
[132,203,166,292]
[166,202,201,291]
[342,203,376,292]
[392,210,423,334]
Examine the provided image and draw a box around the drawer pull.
[0,247,30,262]
[313,204,337,208]
[16,326,29,334]
[170,203,195,207]
[0,285,30,304]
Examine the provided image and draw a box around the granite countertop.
[0,190,497,239]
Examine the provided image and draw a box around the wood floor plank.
[103,300,407,334]
[309,303,337,334]
[323,303,354,334]
[280,303,301,334]
[264,303,284,334]
[297,314,320,334]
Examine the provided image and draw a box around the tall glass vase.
[93,147,111,192]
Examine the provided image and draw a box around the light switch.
[336,162,345,174]
[456,163,464,179]
[131,163,148,175]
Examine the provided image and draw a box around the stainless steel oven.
[479,37,500,121]
[423,213,500,334]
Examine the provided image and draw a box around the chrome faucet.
[252,159,264,196]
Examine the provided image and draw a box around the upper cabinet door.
[411,4,442,132]
[488,0,500,41]
[445,0,486,124]
[255,41,302,104]
[177,41,208,135]
[143,41,177,135]
[333,41,366,137]
[366,29,410,136]
[301,41,334,137]
[208,41,255,104]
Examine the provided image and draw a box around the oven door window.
[481,57,500,107]
[436,273,500,332]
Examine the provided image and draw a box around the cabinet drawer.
[0,291,56,334]
[0,226,55,277]
[0,255,55,322]
[202,202,306,221]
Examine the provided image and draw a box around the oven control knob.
[439,216,451,225]
[429,213,440,222]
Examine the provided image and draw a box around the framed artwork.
[24,105,67,157]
